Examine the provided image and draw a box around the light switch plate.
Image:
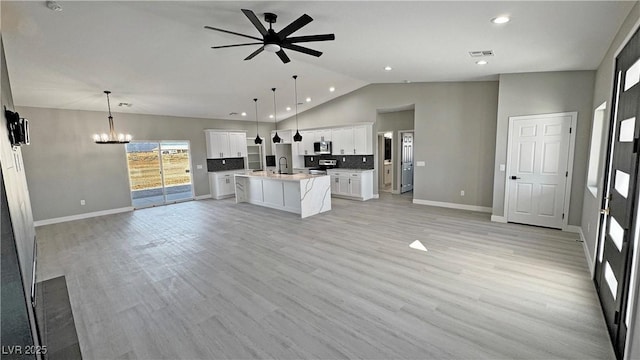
[196,164,203,170]
[416,161,425,167]
[499,164,505,171]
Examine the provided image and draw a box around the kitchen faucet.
[278,157,288,174]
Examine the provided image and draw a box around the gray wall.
[377,110,415,192]
[18,106,273,221]
[278,82,499,207]
[0,36,39,347]
[491,71,596,225]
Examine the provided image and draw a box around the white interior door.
[506,113,575,229]
[401,132,414,193]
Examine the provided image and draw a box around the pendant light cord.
[272,88,277,131]
[293,75,299,128]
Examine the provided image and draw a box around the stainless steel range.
[309,159,337,175]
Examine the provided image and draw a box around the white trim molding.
[564,225,582,234]
[491,215,507,223]
[34,206,133,227]
[372,194,380,199]
[413,199,491,213]
[577,227,596,278]
[195,194,212,200]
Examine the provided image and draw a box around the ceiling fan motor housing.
[264,12,277,24]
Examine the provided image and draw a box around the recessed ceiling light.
[384,66,392,71]
[491,16,510,24]
[306,97,311,102]
[329,87,335,92]
[286,106,291,111]
[476,60,488,65]
[269,114,274,119]
[241,112,247,116]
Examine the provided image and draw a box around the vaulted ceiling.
[1,1,635,122]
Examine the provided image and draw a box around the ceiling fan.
[205,9,335,64]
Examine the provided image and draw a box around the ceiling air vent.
[469,50,494,57]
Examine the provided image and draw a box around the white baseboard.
[578,227,596,278]
[564,225,581,234]
[412,199,492,213]
[373,194,380,199]
[34,206,133,227]
[491,215,507,223]
[195,194,212,200]
[392,189,401,195]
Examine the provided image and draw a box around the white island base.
[234,172,331,218]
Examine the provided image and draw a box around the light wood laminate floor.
[36,193,614,359]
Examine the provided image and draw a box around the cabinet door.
[317,129,332,142]
[218,175,234,195]
[353,125,372,155]
[350,177,362,196]
[206,131,229,158]
[228,132,247,158]
[330,175,340,194]
[301,130,315,155]
[338,176,350,195]
[331,128,350,155]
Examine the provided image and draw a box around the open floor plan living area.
[2,1,640,359]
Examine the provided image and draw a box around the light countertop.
[235,171,328,181]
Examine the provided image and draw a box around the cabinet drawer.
[349,172,361,178]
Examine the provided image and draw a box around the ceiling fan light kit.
[205,9,335,64]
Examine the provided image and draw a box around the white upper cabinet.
[332,125,372,155]
[316,129,332,142]
[228,132,248,158]
[205,130,247,159]
[353,125,372,155]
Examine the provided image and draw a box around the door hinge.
[562,213,565,219]
[634,138,640,153]
[566,171,568,177]
[614,311,620,324]
[569,127,572,134]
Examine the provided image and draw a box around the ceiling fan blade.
[284,34,335,44]
[281,43,322,57]
[241,9,268,36]
[244,46,265,60]
[276,50,291,64]
[277,14,313,40]
[204,26,262,41]
[212,43,263,49]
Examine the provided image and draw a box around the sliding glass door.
[125,141,194,208]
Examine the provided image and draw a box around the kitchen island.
[234,171,331,218]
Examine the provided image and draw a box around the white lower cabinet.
[327,169,373,201]
[210,170,243,199]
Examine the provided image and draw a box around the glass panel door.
[125,141,194,208]
[159,141,193,202]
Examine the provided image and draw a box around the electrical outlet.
[80,199,86,206]
[196,164,203,170]
[342,157,346,162]
[222,159,226,165]
[362,157,366,162]
[310,157,314,162]
[460,190,465,196]
[500,164,505,172]
[587,223,591,232]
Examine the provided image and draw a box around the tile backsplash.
[207,158,245,172]
[304,154,374,169]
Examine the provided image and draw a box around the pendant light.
[253,98,262,144]
[272,88,281,143]
[292,75,302,142]
[93,90,132,144]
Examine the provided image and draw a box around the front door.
[401,132,414,193]
[595,26,640,360]
[505,112,575,229]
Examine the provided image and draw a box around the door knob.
[510,176,521,180]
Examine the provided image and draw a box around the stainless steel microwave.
[314,141,332,154]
